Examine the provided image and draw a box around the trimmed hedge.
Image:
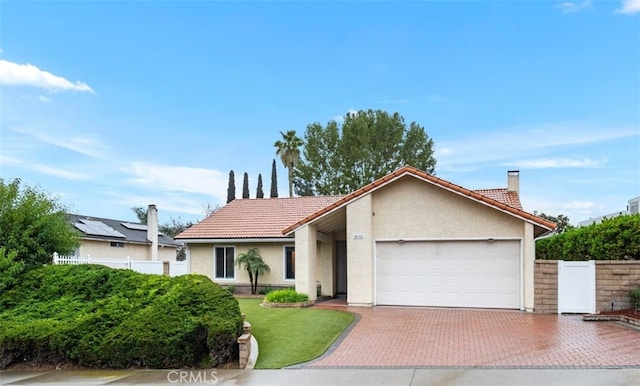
[536,214,640,261]
[0,264,243,369]
[264,289,309,303]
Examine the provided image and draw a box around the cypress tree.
[256,174,264,199]
[270,159,278,198]
[242,172,250,199]
[226,170,235,203]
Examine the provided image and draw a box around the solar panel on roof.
[75,219,125,238]
[121,222,148,231]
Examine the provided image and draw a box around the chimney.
[507,170,519,194]
[147,204,159,261]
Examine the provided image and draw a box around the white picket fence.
[52,253,188,277]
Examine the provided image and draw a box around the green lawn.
[238,298,355,369]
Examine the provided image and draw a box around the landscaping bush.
[258,285,276,295]
[536,214,640,261]
[0,264,243,369]
[631,288,640,311]
[264,288,309,303]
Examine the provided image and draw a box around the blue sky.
[1,1,639,227]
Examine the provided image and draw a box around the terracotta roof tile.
[474,188,523,210]
[282,166,556,235]
[176,196,343,240]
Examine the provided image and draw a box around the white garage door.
[376,240,521,309]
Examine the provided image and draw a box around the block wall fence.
[534,260,640,313]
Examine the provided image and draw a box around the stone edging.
[261,300,315,308]
[583,314,640,328]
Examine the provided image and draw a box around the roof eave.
[282,166,557,235]
[178,237,294,244]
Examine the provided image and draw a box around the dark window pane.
[225,247,235,278]
[215,247,224,278]
[285,246,295,279]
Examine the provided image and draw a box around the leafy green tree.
[293,109,437,195]
[270,159,278,198]
[227,170,236,203]
[534,212,574,234]
[0,247,25,292]
[235,247,270,294]
[256,174,264,199]
[0,178,80,268]
[274,130,304,198]
[242,172,250,199]
[131,206,148,224]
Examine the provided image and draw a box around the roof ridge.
[281,166,555,235]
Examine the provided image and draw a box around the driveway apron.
[305,303,640,368]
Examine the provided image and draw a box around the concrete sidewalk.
[2,368,640,385]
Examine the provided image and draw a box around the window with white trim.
[284,246,295,280]
[215,246,235,279]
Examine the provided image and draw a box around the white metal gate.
[558,260,595,314]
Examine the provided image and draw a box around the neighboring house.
[578,196,640,227]
[69,204,180,261]
[177,167,555,311]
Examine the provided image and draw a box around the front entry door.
[336,240,347,297]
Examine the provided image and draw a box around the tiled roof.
[282,166,556,236]
[176,196,344,240]
[67,214,181,247]
[474,188,523,210]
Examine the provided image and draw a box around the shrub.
[0,247,26,293]
[258,285,276,295]
[631,288,640,311]
[0,264,243,369]
[264,288,309,304]
[226,284,236,294]
[536,214,640,261]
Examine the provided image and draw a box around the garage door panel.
[376,240,520,309]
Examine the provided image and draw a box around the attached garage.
[375,239,521,309]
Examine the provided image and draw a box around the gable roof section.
[68,214,180,247]
[176,196,343,240]
[282,166,556,236]
[474,188,523,210]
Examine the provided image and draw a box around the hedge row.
[0,264,243,369]
[536,214,640,261]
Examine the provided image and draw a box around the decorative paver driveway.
[304,304,640,368]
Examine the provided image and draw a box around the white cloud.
[31,164,89,180]
[124,162,229,204]
[0,59,94,94]
[0,155,89,180]
[561,200,597,210]
[436,123,638,172]
[616,0,640,13]
[38,95,51,103]
[509,157,606,169]
[555,0,591,13]
[9,124,109,159]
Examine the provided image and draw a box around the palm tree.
[274,130,303,198]
[235,247,271,294]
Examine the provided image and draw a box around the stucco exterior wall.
[369,176,533,310]
[188,244,215,280]
[187,241,296,287]
[371,177,524,239]
[77,239,176,261]
[346,194,374,306]
[316,233,334,296]
[522,222,535,311]
[295,225,318,300]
